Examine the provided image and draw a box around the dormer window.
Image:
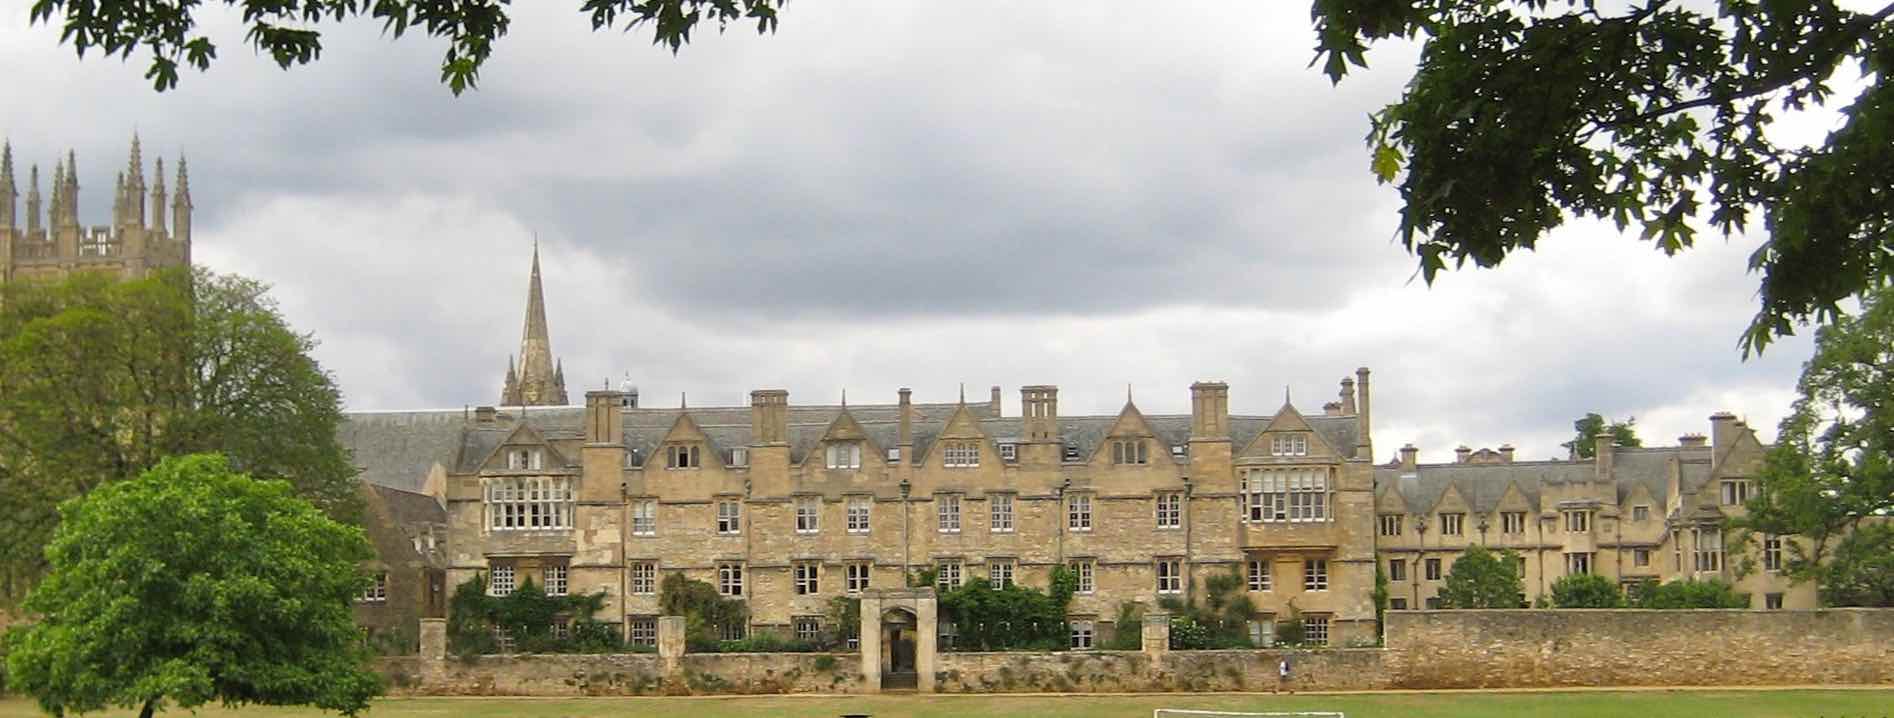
[726,447,749,468]
[825,441,862,469]
[1170,444,1187,459]
[506,448,544,471]
[666,444,701,470]
[1270,434,1308,457]
[1063,444,1081,462]
[1112,439,1149,465]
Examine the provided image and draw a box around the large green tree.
[1438,545,1525,608]
[0,268,355,601]
[27,0,785,94]
[1569,413,1642,459]
[1314,0,1894,352]
[1736,285,1894,606]
[4,454,379,718]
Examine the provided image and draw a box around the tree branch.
[1591,1,1894,131]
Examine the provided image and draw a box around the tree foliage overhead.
[1314,0,1894,353]
[3,454,379,718]
[27,0,785,94]
[0,269,356,600]
[1737,285,1894,606]
[1438,545,1525,608]
[1570,413,1642,459]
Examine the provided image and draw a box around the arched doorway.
[880,608,918,689]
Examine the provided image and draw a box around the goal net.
[1153,711,1345,718]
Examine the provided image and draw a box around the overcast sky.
[0,3,1834,463]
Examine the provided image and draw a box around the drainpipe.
[899,479,912,583]
[1182,476,1194,605]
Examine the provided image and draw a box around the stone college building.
[340,250,1814,652]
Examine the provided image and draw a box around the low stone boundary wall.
[379,651,864,696]
[939,649,1388,693]
[381,609,1894,695]
[1382,608,1894,689]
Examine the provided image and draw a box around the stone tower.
[1,135,192,285]
[499,243,569,406]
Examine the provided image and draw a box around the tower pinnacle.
[499,242,568,406]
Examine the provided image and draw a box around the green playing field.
[3,688,1889,718]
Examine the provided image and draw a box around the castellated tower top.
[499,241,569,406]
[1,134,194,285]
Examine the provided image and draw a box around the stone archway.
[879,608,919,688]
[859,588,937,693]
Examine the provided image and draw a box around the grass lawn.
[3,689,1889,718]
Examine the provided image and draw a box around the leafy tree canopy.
[1550,573,1625,608]
[1627,577,1750,609]
[1570,413,1642,459]
[0,269,356,601]
[1314,0,1894,353]
[938,568,1076,652]
[3,454,379,718]
[27,0,784,94]
[1438,546,1525,608]
[1737,285,1894,606]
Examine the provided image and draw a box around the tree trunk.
[139,698,157,718]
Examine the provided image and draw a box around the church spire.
[500,241,568,406]
[1,141,15,231]
[26,163,41,233]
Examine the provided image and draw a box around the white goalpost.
[1153,711,1345,718]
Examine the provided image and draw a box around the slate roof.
[342,401,1367,489]
[368,483,446,526]
[1372,446,1712,515]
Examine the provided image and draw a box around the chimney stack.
[1455,445,1472,463]
[1340,376,1357,415]
[584,390,625,444]
[1189,381,1230,439]
[897,388,913,462]
[1022,385,1059,442]
[990,385,1002,415]
[1498,444,1515,463]
[474,406,497,424]
[750,390,788,445]
[1594,432,1615,481]
[1354,368,1373,460]
[1399,443,1418,471]
[1708,412,1739,472]
[1679,433,1708,449]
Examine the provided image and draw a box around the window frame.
[1303,559,1329,591]
[1155,491,1183,529]
[795,495,821,534]
[630,561,657,595]
[1248,558,1272,591]
[846,496,872,534]
[793,561,820,595]
[1067,493,1093,531]
[990,493,1015,533]
[937,494,963,533]
[716,499,743,535]
[631,499,657,536]
[1156,559,1183,594]
[718,562,745,597]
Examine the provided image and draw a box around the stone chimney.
[750,390,789,445]
[1399,443,1418,471]
[1339,376,1357,415]
[580,390,627,501]
[1708,411,1739,472]
[1499,444,1515,463]
[1322,401,1342,416]
[1455,445,1472,463]
[1189,381,1230,439]
[990,385,1002,415]
[1595,432,1615,481]
[1022,385,1058,442]
[474,406,497,424]
[1679,433,1708,449]
[1354,368,1373,460]
[897,388,913,464]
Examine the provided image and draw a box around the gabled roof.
[341,400,1366,488]
[1372,446,1715,516]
